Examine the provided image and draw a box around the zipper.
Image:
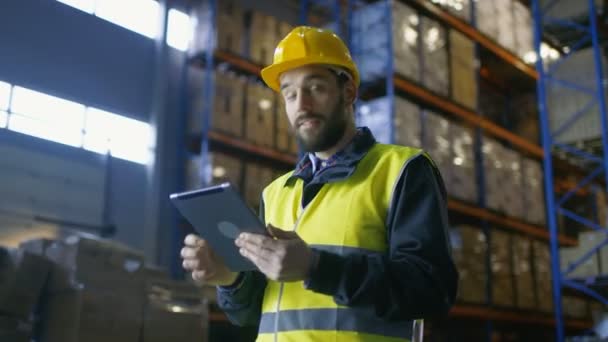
[274,203,308,342]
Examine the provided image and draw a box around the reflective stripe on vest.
[260,144,428,342]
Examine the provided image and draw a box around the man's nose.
[296,90,313,112]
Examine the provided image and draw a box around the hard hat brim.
[261,56,359,92]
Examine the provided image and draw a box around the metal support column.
[532,0,608,340]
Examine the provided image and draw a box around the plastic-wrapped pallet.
[249,11,279,65]
[351,1,420,83]
[423,110,452,184]
[512,235,535,309]
[513,1,534,61]
[450,122,477,203]
[533,240,554,313]
[495,0,516,53]
[450,225,487,304]
[394,97,422,148]
[421,16,449,96]
[521,157,546,224]
[476,1,498,43]
[501,147,524,218]
[356,96,421,147]
[491,229,514,307]
[432,0,471,23]
[449,29,477,109]
[186,152,243,190]
[482,138,505,213]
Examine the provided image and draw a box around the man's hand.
[235,224,314,282]
[181,234,239,286]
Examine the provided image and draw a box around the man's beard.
[294,95,348,153]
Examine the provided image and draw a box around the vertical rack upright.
[531,0,608,340]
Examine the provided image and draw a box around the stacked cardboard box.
[22,235,146,342]
[142,276,208,342]
[351,1,421,83]
[491,230,514,307]
[190,0,245,55]
[449,29,477,109]
[512,235,535,309]
[533,240,554,313]
[356,95,421,147]
[483,139,510,214]
[450,122,477,203]
[502,148,524,218]
[188,69,246,137]
[245,82,276,148]
[475,1,499,47]
[249,11,278,66]
[186,152,243,190]
[423,110,452,183]
[394,97,422,148]
[521,157,546,224]
[244,163,277,211]
[421,17,449,97]
[0,247,51,341]
[450,225,487,304]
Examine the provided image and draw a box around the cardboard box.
[533,240,554,313]
[491,230,514,307]
[143,279,208,342]
[450,122,477,203]
[245,82,276,147]
[186,152,243,190]
[190,0,245,54]
[38,285,82,342]
[244,163,263,209]
[249,11,278,65]
[512,235,535,309]
[188,69,246,137]
[0,247,51,318]
[423,110,452,186]
[449,29,477,109]
[563,296,589,318]
[451,225,487,304]
[394,97,422,148]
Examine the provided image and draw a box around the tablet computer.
[170,182,267,272]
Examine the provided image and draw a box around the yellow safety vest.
[258,143,427,342]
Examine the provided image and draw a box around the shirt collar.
[286,127,376,186]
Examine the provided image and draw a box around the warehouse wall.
[0,0,176,263]
[0,0,156,119]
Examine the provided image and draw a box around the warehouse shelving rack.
[531,0,608,340]
[177,0,598,337]
[345,0,595,338]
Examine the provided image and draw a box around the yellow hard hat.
[261,26,360,92]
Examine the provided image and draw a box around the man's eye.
[310,84,326,91]
[283,92,296,101]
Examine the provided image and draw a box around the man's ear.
[343,80,358,105]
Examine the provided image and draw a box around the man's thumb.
[267,224,297,240]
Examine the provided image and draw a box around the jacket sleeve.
[304,155,458,320]
[216,194,268,326]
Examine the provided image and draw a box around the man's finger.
[181,247,198,258]
[238,233,274,250]
[182,259,199,270]
[184,234,204,247]
[267,224,297,240]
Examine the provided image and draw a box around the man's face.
[279,65,349,153]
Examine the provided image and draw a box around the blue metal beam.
[557,165,605,206]
[553,142,604,164]
[563,236,608,277]
[547,35,591,75]
[563,279,608,304]
[544,16,591,33]
[559,207,608,232]
[551,98,598,140]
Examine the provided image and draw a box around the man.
[181,26,458,341]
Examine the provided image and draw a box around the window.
[0,111,7,129]
[84,107,153,164]
[56,0,95,14]
[167,8,193,52]
[0,81,153,164]
[95,0,160,38]
[0,81,10,111]
[9,87,85,148]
